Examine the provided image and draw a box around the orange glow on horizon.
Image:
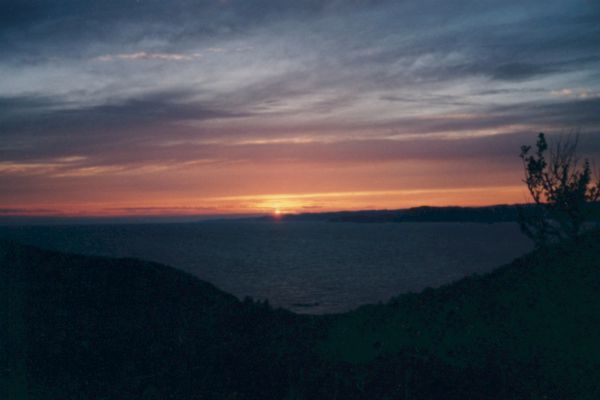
[0,147,532,218]
[0,185,530,218]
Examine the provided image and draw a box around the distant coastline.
[257,204,522,223]
[3,203,599,226]
[257,202,600,224]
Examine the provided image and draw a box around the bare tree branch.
[518,132,599,247]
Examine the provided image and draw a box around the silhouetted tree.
[518,132,599,246]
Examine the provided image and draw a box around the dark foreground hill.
[0,242,324,400]
[1,232,599,399]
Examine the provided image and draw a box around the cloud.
[2,88,600,174]
[97,52,203,62]
[0,207,60,215]
[1,0,600,213]
[551,87,600,99]
[489,63,558,81]
[0,89,251,134]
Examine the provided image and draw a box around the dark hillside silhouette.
[2,231,599,399]
[0,241,324,400]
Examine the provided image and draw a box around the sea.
[0,221,532,314]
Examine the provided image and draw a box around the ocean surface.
[0,221,532,314]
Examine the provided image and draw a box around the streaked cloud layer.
[1,0,599,215]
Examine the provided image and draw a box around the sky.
[1,0,600,217]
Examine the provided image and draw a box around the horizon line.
[0,202,533,226]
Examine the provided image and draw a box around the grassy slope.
[1,232,599,399]
[320,231,600,398]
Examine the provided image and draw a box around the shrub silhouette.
[518,132,599,246]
